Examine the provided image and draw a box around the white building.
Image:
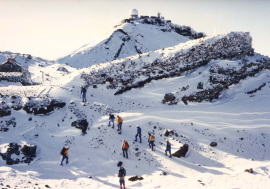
[130,9,139,19]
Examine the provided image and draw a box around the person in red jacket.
[122,140,129,159]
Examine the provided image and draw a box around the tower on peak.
[130,9,139,19]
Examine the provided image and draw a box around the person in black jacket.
[135,126,142,143]
[80,86,87,103]
[108,114,115,128]
[117,161,126,189]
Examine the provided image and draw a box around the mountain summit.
[58,10,205,68]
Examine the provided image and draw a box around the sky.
[0,0,269,60]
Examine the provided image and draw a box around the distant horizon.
[0,0,269,60]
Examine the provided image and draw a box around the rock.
[0,143,36,165]
[197,82,204,89]
[210,142,218,147]
[23,98,66,115]
[172,144,189,158]
[164,129,174,137]
[0,105,11,117]
[161,171,167,176]
[71,119,89,135]
[182,86,224,104]
[21,145,37,158]
[57,67,69,73]
[0,117,16,132]
[245,168,254,174]
[162,93,177,104]
[128,176,144,182]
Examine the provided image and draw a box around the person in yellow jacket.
[149,134,155,151]
[116,115,123,132]
[60,146,69,166]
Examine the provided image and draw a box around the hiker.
[108,114,115,128]
[60,146,69,166]
[149,134,155,151]
[122,140,129,159]
[117,161,126,189]
[116,115,123,132]
[80,85,87,103]
[135,126,142,143]
[165,139,172,158]
[147,132,152,148]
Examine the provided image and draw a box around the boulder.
[57,67,69,73]
[128,176,144,182]
[164,129,175,137]
[245,168,254,174]
[197,82,204,89]
[172,144,189,158]
[210,142,218,147]
[162,93,177,104]
[0,104,11,117]
[71,119,89,135]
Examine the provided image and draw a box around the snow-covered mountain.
[1,14,270,189]
[58,14,205,68]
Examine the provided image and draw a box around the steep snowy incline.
[1,64,270,188]
[58,15,205,68]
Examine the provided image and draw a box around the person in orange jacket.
[60,146,69,166]
[116,115,123,132]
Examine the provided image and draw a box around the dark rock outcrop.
[172,144,189,158]
[0,143,36,165]
[0,104,11,117]
[162,93,177,104]
[82,32,253,95]
[23,98,66,115]
[128,176,144,182]
[71,119,89,135]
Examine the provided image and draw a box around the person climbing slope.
[148,132,152,148]
[108,113,115,128]
[135,126,142,143]
[80,85,87,103]
[122,140,129,159]
[117,161,126,189]
[165,139,172,158]
[116,115,123,134]
[60,146,69,166]
[149,134,155,151]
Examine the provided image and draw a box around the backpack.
[118,167,126,177]
[122,141,129,149]
[150,135,155,141]
[60,148,65,155]
[109,114,115,120]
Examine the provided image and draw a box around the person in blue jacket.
[135,126,142,143]
[165,139,172,158]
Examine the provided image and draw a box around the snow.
[1,16,270,189]
[1,50,270,188]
